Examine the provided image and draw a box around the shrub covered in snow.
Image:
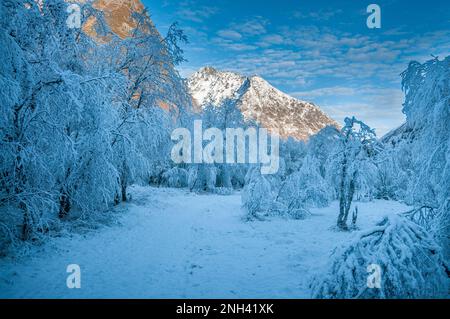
[277,156,332,210]
[187,165,218,192]
[161,167,188,188]
[311,215,448,298]
[242,165,313,221]
[241,167,275,220]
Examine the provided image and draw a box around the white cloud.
[294,87,406,136]
[231,18,268,36]
[217,29,242,40]
[258,34,285,47]
[211,37,257,51]
[176,5,218,23]
[293,9,343,21]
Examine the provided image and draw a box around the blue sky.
[144,0,450,135]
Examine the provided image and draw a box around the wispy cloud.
[230,18,268,36]
[293,86,405,136]
[293,9,343,21]
[175,2,218,23]
[211,38,257,51]
[217,29,242,40]
[257,34,285,47]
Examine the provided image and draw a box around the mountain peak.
[198,66,218,75]
[187,67,338,140]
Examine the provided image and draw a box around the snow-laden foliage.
[434,199,450,261]
[311,215,448,299]
[0,0,190,251]
[403,57,450,208]
[0,0,121,242]
[187,165,218,192]
[277,156,331,210]
[307,126,340,179]
[373,149,409,200]
[384,57,450,208]
[402,202,449,262]
[179,97,254,193]
[240,125,340,220]
[242,164,314,221]
[308,58,450,296]
[325,117,380,229]
[279,137,307,176]
[161,167,188,188]
[241,167,275,220]
[378,56,449,260]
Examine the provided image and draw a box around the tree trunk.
[352,206,358,228]
[20,203,30,241]
[341,177,355,228]
[121,179,127,202]
[337,141,358,231]
[120,163,128,202]
[337,153,349,230]
[58,190,71,219]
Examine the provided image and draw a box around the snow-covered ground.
[0,186,411,298]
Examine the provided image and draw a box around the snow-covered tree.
[399,57,450,208]
[277,156,331,211]
[92,8,189,202]
[278,138,307,177]
[187,165,218,192]
[240,125,336,220]
[183,96,256,193]
[307,125,340,179]
[241,167,275,220]
[0,0,191,250]
[327,117,380,230]
[161,167,188,188]
[379,56,449,258]
[311,215,448,299]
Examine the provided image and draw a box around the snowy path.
[0,187,410,298]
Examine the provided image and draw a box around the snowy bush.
[241,167,275,220]
[187,165,218,192]
[311,215,448,298]
[307,126,340,178]
[279,137,307,176]
[161,167,188,188]
[240,165,310,220]
[374,150,409,200]
[278,156,331,210]
[186,99,253,192]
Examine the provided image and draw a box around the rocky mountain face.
[187,67,339,140]
[77,0,159,42]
